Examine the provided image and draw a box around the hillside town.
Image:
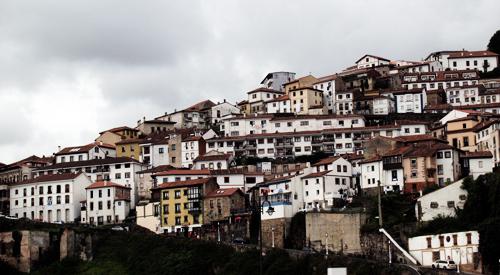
[2,46,500,274]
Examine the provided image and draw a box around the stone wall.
[305,211,367,254]
[261,218,289,248]
[0,228,96,273]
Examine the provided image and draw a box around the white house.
[9,173,92,223]
[33,157,146,208]
[335,90,354,115]
[372,95,395,115]
[402,70,480,91]
[210,101,240,125]
[193,151,234,170]
[447,50,498,72]
[181,136,206,168]
[81,181,131,225]
[359,156,403,193]
[439,109,478,125]
[446,85,484,106]
[415,179,467,222]
[390,88,427,114]
[154,168,264,192]
[54,142,116,164]
[136,201,161,234]
[259,174,304,221]
[355,54,390,69]
[247,87,285,114]
[313,74,337,114]
[408,231,480,269]
[462,151,494,179]
[265,95,291,113]
[475,120,500,166]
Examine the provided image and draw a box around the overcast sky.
[0,0,499,164]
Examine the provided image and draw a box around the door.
[466,247,473,264]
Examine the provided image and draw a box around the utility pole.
[271,227,275,248]
[377,180,383,228]
[388,240,392,264]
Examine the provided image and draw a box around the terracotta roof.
[86,181,130,189]
[383,146,413,157]
[301,170,331,179]
[448,50,499,59]
[184,100,216,112]
[11,173,83,186]
[115,138,144,145]
[152,177,215,190]
[313,74,337,84]
[183,136,203,142]
[154,169,211,176]
[35,157,140,171]
[136,165,175,174]
[0,155,53,172]
[288,86,324,93]
[205,188,243,198]
[99,126,138,135]
[404,143,457,158]
[445,84,485,91]
[193,153,232,162]
[359,156,383,164]
[208,168,264,176]
[266,94,290,103]
[463,151,493,158]
[472,120,500,132]
[55,142,115,156]
[247,87,284,95]
[393,134,446,144]
[313,156,341,166]
[425,104,453,111]
[389,88,425,95]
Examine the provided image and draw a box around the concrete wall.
[305,212,367,254]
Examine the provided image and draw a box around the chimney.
[143,116,146,123]
[224,99,226,103]
[137,120,141,126]
[165,112,168,116]
[57,146,61,152]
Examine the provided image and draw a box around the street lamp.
[271,227,275,248]
[325,233,329,257]
[259,197,274,275]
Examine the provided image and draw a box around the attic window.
[430,202,439,208]
[459,194,467,200]
[69,148,80,152]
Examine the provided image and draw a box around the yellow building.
[445,116,480,152]
[288,87,324,114]
[116,138,142,160]
[283,75,318,95]
[95,126,140,146]
[155,177,218,233]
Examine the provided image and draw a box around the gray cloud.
[0,0,499,163]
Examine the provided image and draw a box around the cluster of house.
[0,49,498,270]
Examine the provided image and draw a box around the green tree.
[487,30,500,54]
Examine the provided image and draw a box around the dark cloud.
[0,0,499,163]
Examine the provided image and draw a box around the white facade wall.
[395,92,427,113]
[408,231,479,266]
[181,141,201,168]
[356,56,389,69]
[261,175,304,221]
[446,86,480,106]
[360,160,403,192]
[449,56,498,72]
[82,186,130,225]
[372,98,394,115]
[265,99,291,113]
[194,159,229,170]
[313,79,336,113]
[9,174,91,223]
[211,102,240,124]
[415,179,467,222]
[436,149,460,185]
[468,157,493,179]
[136,202,161,233]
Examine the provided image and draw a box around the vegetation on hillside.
[26,226,407,275]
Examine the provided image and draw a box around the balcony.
[274,142,293,148]
[322,138,335,144]
[383,163,402,170]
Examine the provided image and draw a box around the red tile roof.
[183,136,203,142]
[56,142,115,155]
[193,153,232,162]
[463,151,493,158]
[205,188,243,198]
[313,156,341,166]
[448,50,499,59]
[301,170,331,179]
[85,181,130,189]
[99,126,138,135]
[136,165,175,174]
[11,173,83,186]
[154,169,211,176]
[153,177,215,189]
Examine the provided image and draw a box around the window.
[445,151,451,158]
[163,191,169,200]
[430,202,438,208]
[410,159,417,168]
[175,190,181,199]
[98,201,103,210]
[159,148,164,154]
[115,173,121,179]
[391,170,398,181]
[300,121,309,126]
[125,172,131,178]
[439,236,444,247]
[426,237,432,248]
[175,204,181,213]
[478,161,483,168]
[437,152,443,159]
[447,201,455,208]
[224,177,229,183]
[466,233,472,244]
